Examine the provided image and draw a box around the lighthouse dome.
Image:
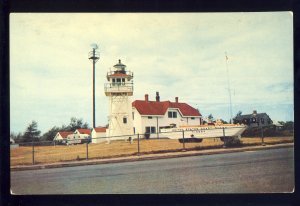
[113,59,126,72]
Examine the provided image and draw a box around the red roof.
[58,131,73,138]
[76,128,91,135]
[132,100,201,117]
[94,127,107,133]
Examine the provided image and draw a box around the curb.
[10,143,294,171]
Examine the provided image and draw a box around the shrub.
[144,133,150,139]
[222,137,242,147]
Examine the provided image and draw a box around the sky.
[10,12,293,134]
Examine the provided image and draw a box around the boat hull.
[160,125,247,140]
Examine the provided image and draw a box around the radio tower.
[225,52,233,123]
[88,44,100,128]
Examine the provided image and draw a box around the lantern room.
[105,59,133,96]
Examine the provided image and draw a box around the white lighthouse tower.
[104,59,134,139]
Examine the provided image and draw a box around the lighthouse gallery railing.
[104,83,133,93]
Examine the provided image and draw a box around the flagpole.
[225,52,233,123]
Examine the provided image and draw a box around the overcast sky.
[10,12,293,134]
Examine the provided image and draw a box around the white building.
[74,128,91,137]
[132,92,202,138]
[54,130,91,144]
[104,59,134,138]
[65,129,91,144]
[91,127,107,143]
[53,131,73,143]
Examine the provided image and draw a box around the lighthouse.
[104,60,134,139]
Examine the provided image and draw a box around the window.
[122,78,125,85]
[123,117,127,124]
[191,117,195,120]
[145,126,156,134]
[145,127,150,134]
[251,117,256,123]
[151,127,156,133]
[173,112,177,118]
[133,127,135,134]
[261,118,265,124]
[132,112,134,120]
[148,116,153,119]
[117,78,121,85]
[168,111,177,118]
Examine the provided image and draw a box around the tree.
[22,121,41,142]
[233,111,242,124]
[276,121,294,130]
[67,117,90,131]
[207,114,214,122]
[10,132,23,143]
[283,121,294,130]
[219,119,228,124]
[38,117,90,142]
[41,126,60,142]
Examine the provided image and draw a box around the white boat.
[160,123,247,143]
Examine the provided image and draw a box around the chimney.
[145,94,149,102]
[156,92,160,102]
[175,97,178,103]
[253,110,257,115]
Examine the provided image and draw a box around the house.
[75,128,91,136]
[91,127,107,143]
[273,121,284,131]
[53,131,73,144]
[10,137,19,149]
[234,110,272,127]
[132,92,202,138]
[54,129,92,145]
[67,128,91,144]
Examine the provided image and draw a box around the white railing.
[104,83,133,93]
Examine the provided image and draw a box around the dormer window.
[168,111,177,118]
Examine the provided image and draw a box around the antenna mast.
[225,52,233,123]
[88,44,100,128]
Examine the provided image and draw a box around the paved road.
[11,147,294,194]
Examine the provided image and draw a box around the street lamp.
[88,44,100,129]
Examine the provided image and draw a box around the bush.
[144,133,150,139]
[242,125,294,137]
[222,137,242,147]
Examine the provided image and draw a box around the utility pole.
[88,44,100,128]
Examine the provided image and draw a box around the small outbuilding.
[91,127,107,143]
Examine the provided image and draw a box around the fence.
[10,127,293,166]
